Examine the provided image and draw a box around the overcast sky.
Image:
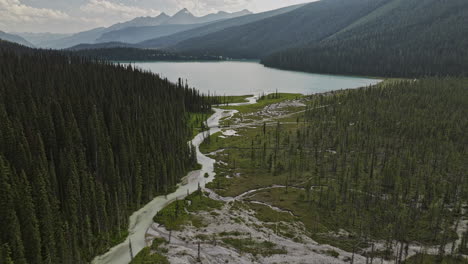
[1,0,314,34]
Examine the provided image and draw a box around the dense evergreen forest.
[0,40,211,264]
[262,0,468,77]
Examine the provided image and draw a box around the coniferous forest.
[0,41,210,264]
[1,0,468,262]
[262,0,468,77]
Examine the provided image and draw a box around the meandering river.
[93,62,381,264]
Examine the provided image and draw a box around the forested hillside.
[263,0,468,77]
[170,0,388,58]
[71,47,223,61]
[0,41,210,263]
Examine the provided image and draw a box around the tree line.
[71,47,224,62]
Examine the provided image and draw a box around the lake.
[130,61,381,95]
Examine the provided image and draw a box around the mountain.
[163,8,252,25]
[39,13,171,49]
[0,31,35,47]
[138,4,303,49]
[106,12,171,31]
[38,8,252,49]
[198,9,252,23]
[39,27,107,49]
[96,23,204,44]
[166,8,198,24]
[168,0,389,58]
[263,0,468,77]
[13,32,71,47]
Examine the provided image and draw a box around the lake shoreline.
[124,60,382,96]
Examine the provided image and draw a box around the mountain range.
[137,4,304,49]
[3,0,467,77]
[66,4,302,51]
[10,8,252,49]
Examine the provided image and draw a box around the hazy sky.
[1,0,314,34]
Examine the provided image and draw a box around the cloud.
[0,0,70,24]
[80,0,161,20]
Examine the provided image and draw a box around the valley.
[127,79,468,263]
[1,0,468,263]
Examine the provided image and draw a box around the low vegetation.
[221,238,287,256]
[403,254,468,264]
[153,190,224,230]
[130,247,169,264]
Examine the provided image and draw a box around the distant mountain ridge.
[0,31,35,47]
[96,24,204,44]
[137,4,304,49]
[24,8,252,49]
[107,13,171,32]
[12,32,71,47]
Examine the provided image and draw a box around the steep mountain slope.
[138,4,304,49]
[96,23,204,44]
[170,0,389,58]
[0,31,35,47]
[263,0,468,77]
